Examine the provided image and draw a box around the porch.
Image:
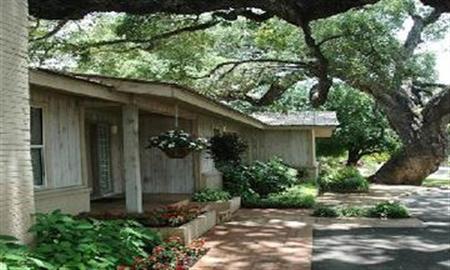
[90,193,191,214]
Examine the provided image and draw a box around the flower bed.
[150,210,216,244]
[119,236,208,270]
[79,205,205,227]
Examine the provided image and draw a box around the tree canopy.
[29,0,450,184]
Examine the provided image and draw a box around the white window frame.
[30,105,47,189]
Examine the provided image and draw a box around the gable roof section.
[29,68,338,130]
[252,112,339,127]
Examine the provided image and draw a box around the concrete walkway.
[192,209,314,270]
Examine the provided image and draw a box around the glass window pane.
[31,148,44,186]
[31,107,43,145]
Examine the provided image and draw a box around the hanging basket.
[161,147,193,159]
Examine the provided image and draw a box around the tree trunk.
[346,149,361,167]
[371,125,448,185]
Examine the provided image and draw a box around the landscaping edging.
[190,197,241,222]
[313,217,425,230]
[150,210,216,244]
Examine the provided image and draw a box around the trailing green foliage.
[30,211,161,269]
[312,201,409,219]
[0,235,53,270]
[318,167,369,193]
[366,201,410,219]
[243,184,316,208]
[192,188,232,202]
[209,132,248,166]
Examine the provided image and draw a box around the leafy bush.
[243,184,316,209]
[366,201,410,219]
[30,211,161,268]
[0,235,53,270]
[209,132,248,165]
[312,205,339,217]
[318,167,369,193]
[247,157,297,197]
[221,164,253,197]
[192,188,231,202]
[312,202,410,219]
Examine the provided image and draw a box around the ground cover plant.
[318,166,369,193]
[192,188,231,202]
[1,211,207,270]
[312,201,410,219]
[31,210,161,269]
[79,205,204,227]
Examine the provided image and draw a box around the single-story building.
[27,68,337,216]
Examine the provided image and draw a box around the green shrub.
[339,206,366,217]
[312,205,339,217]
[221,163,253,197]
[247,157,297,197]
[0,235,53,270]
[192,188,232,202]
[30,211,161,269]
[209,132,248,165]
[243,184,316,209]
[366,201,409,219]
[318,167,369,193]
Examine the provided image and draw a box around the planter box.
[150,210,216,244]
[191,197,241,223]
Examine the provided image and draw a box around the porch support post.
[122,104,143,213]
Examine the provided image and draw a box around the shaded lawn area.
[422,178,450,188]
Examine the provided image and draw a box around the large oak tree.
[29,0,450,185]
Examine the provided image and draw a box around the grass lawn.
[422,178,450,188]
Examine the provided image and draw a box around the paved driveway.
[313,188,450,270]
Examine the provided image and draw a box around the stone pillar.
[122,104,143,213]
[0,0,36,242]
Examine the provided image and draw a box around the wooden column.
[122,104,143,213]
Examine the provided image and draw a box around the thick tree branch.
[422,87,450,126]
[404,9,443,57]
[300,22,333,107]
[193,59,313,79]
[29,0,381,23]
[30,19,69,42]
[61,19,221,52]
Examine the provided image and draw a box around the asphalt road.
[312,188,450,270]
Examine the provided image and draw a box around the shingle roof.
[251,111,339,127]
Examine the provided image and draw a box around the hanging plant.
[148,130,208,159]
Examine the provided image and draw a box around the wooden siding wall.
[84,108,124,195]
[255,130,314,168]
[139,113,195,194]
[30,88,83,188]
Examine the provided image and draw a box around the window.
[30,107,45,187]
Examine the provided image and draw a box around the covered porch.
[84,96,202,214]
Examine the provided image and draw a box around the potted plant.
[148,130,208,158]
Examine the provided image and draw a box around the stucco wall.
[0,0,35,242]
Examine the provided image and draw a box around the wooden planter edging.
[149,210,216,244]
